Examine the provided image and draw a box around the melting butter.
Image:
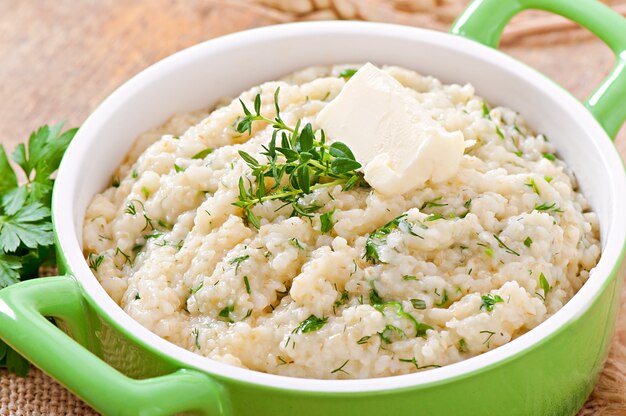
[317,63,466,195]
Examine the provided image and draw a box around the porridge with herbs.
[83,64,600,379]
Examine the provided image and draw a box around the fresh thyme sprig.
[232,88,365,228]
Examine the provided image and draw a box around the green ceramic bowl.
[1,0,625,415]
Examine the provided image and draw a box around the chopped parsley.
[425,213,444,222]
[189,282,204,294]
[370,283,432,338]
[229,254,249,274]
[480,294,504,311]
[293,315,328,334]
[421,197,447,210]
[524,236,533,248]
[525,178,540,195]
[339,68,358,79]
[493,234,520,256]
[364,214,422,263]
[534,202,562,213]
[192,147,214,160]
[289,238,304,250]
[218,304,235,322]
[243,275,251,294]
[356,336,371,345]
[458,338,468,352]
[538,272,551,302]
[481,101,491,118]
[379,324,406,344]
[495,125,505,139]
[320,209,335,234]
[434,289,449,307]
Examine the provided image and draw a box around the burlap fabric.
[1,1,625,414]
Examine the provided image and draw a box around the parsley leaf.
[480,294,504,311]
[293,315,328,333]
[0,254,22,288]
[339,68,358,79]
[0,203,53,252]
[0,123,77,376]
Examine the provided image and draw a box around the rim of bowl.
[53,21,626,393]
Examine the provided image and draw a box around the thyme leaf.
[233,88,366,228]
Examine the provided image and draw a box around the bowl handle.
[450,0,626,140]
[0,276,229,416]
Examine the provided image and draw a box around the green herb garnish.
[289,238,304,250]
[410,298,426,310]
[0,123,77,375]
[525,178,540,196]
[458,338,468,352]
[434,289,449,307]
[480,294,504,311]
[421,197,447,210]
[482,101,491,118]
[243,275,251,294]
[399,357,441,370]
[339,68,358,79]
[493,234,520,256]
[189,282,204,294]
[534,202,562,213]
[542,153,556,161]
[480,330,496,346]
[524,236,533,248]
[539,272,551,302]
[232,88,365,228]
[192,148,214,160]
[293,315,328,333]
[320,209,335,234]
[218,304,235,322]
[378,324,407,344]
[87,253,104,272]
[425,213,444,222]
[477,242,493,257]
[356,336,371,345]
[495,125,505,140]
[229,254,249,274]
[369,282,432,338]
[364,214,422,263]
[331,359,350,375]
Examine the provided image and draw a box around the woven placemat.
[1,1,625,415]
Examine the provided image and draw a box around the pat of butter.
[317,63,466,195]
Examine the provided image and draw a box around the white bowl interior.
[54,22,626,392]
